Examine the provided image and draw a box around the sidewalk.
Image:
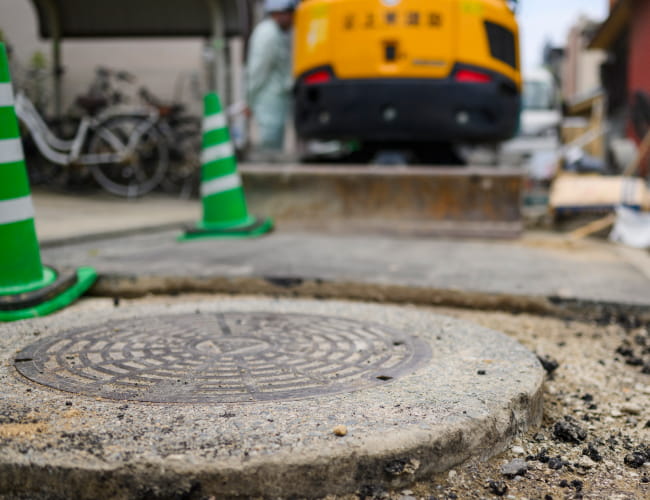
[32,189,199,246]
[31,189,650,314]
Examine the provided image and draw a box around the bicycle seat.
[75,95,109,115]
[158,103,185,118]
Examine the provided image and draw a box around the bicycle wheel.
[161,116,201,198]
[88,115,169,197]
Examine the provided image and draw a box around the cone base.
[0,267,58,296]
[0,267,97,322]
[179,216,274,241]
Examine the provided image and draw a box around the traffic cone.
[0,43,96,322]
[180,92,273,241]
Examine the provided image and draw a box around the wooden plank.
[569,213,617,240]
[549,174,650,211]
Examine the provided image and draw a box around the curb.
[40,221,192,249]
[89,273,650,325]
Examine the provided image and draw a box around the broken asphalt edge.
[89,274,650,326]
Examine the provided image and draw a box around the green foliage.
[29,51,48,70]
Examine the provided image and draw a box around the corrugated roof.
[589,0,632,50]
[30,0,253,38]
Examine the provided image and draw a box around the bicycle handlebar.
[116,71,136,83]
[94,66,135,83]
[139,87,162,107]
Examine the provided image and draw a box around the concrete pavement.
[41,228,650,320]
[32,190,650,320]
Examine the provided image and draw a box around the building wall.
[561,16,605,102]
[561,23,579,100]
[0,0,206,114]
[628,0,650,105]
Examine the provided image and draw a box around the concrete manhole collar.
[1,298,545,499]
[14,312,431,403]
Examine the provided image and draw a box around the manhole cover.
[14,312,430,403]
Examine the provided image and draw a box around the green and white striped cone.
[0,43,96,322]
[180,92,273,241]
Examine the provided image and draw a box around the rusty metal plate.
[240,165,523,238]
[14,312,430,403]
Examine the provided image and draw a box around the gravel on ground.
[333,306,650,500]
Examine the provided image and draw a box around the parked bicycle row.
[18,66,203,198]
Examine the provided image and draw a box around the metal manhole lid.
[14,312,431,403]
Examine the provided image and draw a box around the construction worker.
[246,0,296,153]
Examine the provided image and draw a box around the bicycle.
[139,83,255,196]
[69,68,202,198]
[16,90,169,197]
[137,86,202,198]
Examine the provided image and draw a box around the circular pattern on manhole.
[14,312,430,403]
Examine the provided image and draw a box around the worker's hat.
[264,0,296,13]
